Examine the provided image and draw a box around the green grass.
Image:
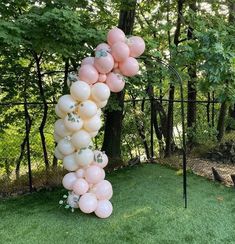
[0,164,234,244]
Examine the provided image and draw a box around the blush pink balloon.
[94,52,114,74]
[76,168,85,178]
[72,178,89,195]
[78,64,98,84]
[114,62,119,68]
[79,193,98,214]
[96,43,111,52]
[85,165,105,184]
[128,36,145,58]
[98,74,107,83]
[113,68,121,73]
[95,200,113,218]
[111,42,130,62]
[62,172,77,190]
[107,27,126,45]
[119,57,139,77]
[81,57,94,66]
[94,180,113,200]
[106,72,125,92]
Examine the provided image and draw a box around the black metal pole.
[157,59,187,208]
[150,97,154,159]
[24,98,33,193]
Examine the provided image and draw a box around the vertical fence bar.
[212,92,215,127]
[150,97,154,159]
[24,99,33,192]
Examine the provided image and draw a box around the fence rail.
[0,98,221,106]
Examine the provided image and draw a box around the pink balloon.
[76,168,85,178]
[93,180,113,200]
[96,43,111,52]
[78,64,98,84]
[85,165,105,184]
[128,36,145,58]
[107,27,126,45]
[62,172,77,190]
[79,193,98,214]
[93,150,108,168]
[113,68,121,73]
[111,42,130,62]
[95,200,113,218]
[98,74,107,83]
[81,57,94,66]
[94,52,114,74]
[114,62,119,68]
[106,72,125,93]
[119,57,139,77]
[72,178,89,195]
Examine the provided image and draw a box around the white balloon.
[84,115,102,132]
[67,192,80,208]
[97,108,102,116]
[91,83,110,102]
[71,129,91,149]
[55,104,67,118]
[70,80,91,102]
[63,153,78,171]
[54,146,64,160]
[58,95,77,113]
[75,148,94,167]
[96,100,108,109]
[57,138,75,155]
[54,119,72,138]
[93,150,108,168]
[53,131,62,143]
[64,112,83,132]
[89,130,99,138]
[77,100,97,119]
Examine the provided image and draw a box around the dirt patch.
[158,156,235,187]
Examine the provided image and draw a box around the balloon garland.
[55,27,145,218]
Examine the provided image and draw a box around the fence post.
[150,96,154,159]
[24,99,33,192]
[212,91,215,127]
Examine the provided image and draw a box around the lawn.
[0,164,234,244]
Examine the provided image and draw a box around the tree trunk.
[226,1,235,129]
[147,84,167,157]
[15,131,33,180]
[34,52,49,170]
[206,92,210,125]
[212,92,215,127]
[15,137,26,180]
[62,58,70,94]
[132,97,150,159]
[102,0,137,164]
[187,2,197,145]
[165,85,175,156]
[217,101,227,142]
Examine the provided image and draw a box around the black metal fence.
[0,96,223,194]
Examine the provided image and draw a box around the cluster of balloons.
[54,27,145,218]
